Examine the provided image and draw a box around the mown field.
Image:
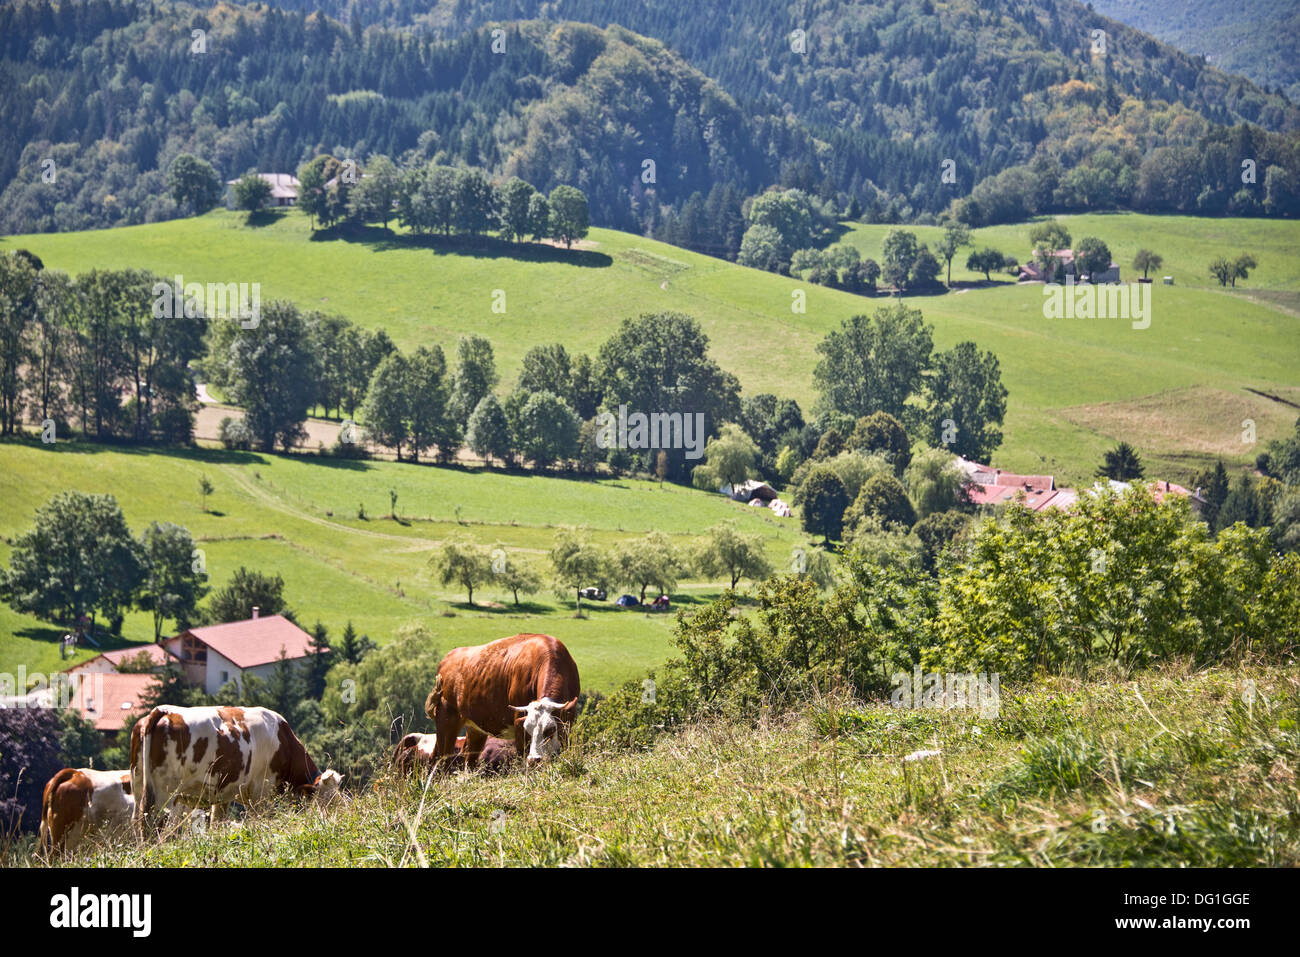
[11,664,1296,867]
[4,209,1298,486]
[0,438,807,688]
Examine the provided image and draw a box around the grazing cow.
[393,733,464,775]
[130,705,342,831]
[40,768,134,854]
[424,633,580,769]
[476,737,520,776]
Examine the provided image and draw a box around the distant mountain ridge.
[1,0,1297,237]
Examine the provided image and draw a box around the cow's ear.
[560,697,579,720]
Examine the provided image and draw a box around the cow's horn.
[509,704,529,712]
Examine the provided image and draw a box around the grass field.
[12,663,1296,867]
[0,438,808,689]
[4,209,1298,486]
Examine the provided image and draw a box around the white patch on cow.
[511,697,569,763]
[415,734,437,758]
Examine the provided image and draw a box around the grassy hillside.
[13,663,1297,867]
[0,439,807,688]
[6,209,1299,486]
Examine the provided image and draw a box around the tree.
[454,167,498,235]
[848,411,911,471]
[1028,220,1072,268]
[138,522,208,641]
[911,245,943,287]
[851,473,917,531]
[548,185,589,248]
[1133,249,1163,279]
[336,621,378,665]
[737,224,786,271]
[692,423,759,490]
[0,492,144,633]
[937,222,971,285]
[432,539,493,606]
[1209,256,1235,287]
[493,550,542,607]
[349,154,401,230]
[497,177,539,242]
[449,334,498,427]
[550,527,611,612]
[696,522,772,589]
[913,510,969,571]
[231,173,272,212]
[881,229,920,291]
[0,250,37,435]
[167,154,222,214]
[813,303,934,421]
[516,390,580,469]
[597,312,741,481]
[925,341,1008,463]
[405,345,456,463]
[360,352,410,459]
[966,248,1006,282]
[1232,253,1257,287]
[800,465,850,544]
[203,567,292,624]
[1074,237,1112,278]
[1096,442,1145,481]
[297,155,331,229]
[466,393,512,465]
[527,192,551,240]
[905,447,971,519]
[207,300,317,451]
[615,531,685,602]
[198,475,213,512]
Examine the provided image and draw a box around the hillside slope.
[5,209,1298,485]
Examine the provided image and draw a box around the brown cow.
[131,705,342,832]
[40,768,134,854]
[424,633,579,769]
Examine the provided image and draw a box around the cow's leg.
[462,728,487,772]
[433,709,462,775]
[514,723,529,766]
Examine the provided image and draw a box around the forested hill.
[2,0,1298,238]
[1092,0,1300,103]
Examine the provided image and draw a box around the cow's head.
[511,697,578,766]
[309,769,344,805]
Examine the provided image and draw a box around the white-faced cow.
[130,705,342,832]
[424,633,579,770]
[40,768,134,854]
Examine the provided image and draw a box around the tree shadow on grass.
[309,224,613,268]
[243,209,289,228]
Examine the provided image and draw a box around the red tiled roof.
[68,673,155,732]
[65,643,177,674]
[176,615,317,669]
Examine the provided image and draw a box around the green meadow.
[5,209,1297,487]
[0,439,807,688]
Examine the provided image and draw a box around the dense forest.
[2,0,1298,247]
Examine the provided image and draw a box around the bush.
[218,416,252,451]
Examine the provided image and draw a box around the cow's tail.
[133,708,163,829]
[39,768,76,856]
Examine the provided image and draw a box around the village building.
[160,611,320,696]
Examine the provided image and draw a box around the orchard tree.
[615,530,685,602]
[696,522,772,589]
[350,155,401,230]
[966,248,1008,281]
[497,177,538,242]
[1074,237,1112,278]
[937,221,971,285]
[231,173,272,212]
[1133,249,1163,279]
[550,526,611,612]
[203,567,293,624]
[432,540,493,606]
[466,393,512,465]
[516,390,580,469]
[449,334,498,427]
[361,352,410,459]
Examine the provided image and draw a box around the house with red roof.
[161,610,320,696]
[64,642,178,676]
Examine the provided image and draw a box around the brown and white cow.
[392,733,518,776]
[424,633,580,770]
[130,705,342,831]
[40,767,134,854]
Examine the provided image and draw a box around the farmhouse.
[224,172,300,209]
[955,457,1206,515]
[1018,248,1120,284]
[63,643,178,676]
[160,611,320,696]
